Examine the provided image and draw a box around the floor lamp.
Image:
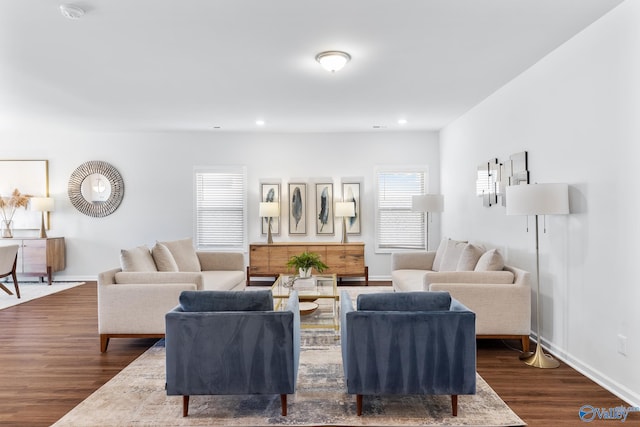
[411,194,444,251]
[259,202,279,244]
[506,183,569,369]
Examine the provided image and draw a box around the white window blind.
[194,166,247,250]
[375,168,427,251]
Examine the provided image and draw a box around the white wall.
[1,130,439,281]
[440,0,639,406]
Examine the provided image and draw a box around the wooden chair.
[0,245,20,298]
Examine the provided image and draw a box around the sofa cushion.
[357,291,451,312]
[456,243,485,271]
[475,248,505,271]
[160,238,201,272]
[120,245,157,272]
[431,239,449,272]
[438,240,469,271]
[391,269,427,292]
[179,289,273,312]
[151,242,179,272]
[200,270,246,291]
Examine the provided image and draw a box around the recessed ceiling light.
[256,120,265,126]
[59,4,85,19]
[315,51,351,73]
[398,119,408,125]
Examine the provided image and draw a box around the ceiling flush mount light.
[315,51,351,73]
[255,120,265,126]
[60,4,85,19]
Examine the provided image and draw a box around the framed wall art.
[0,159,49,229]
[315,182,334,235]
[260,182,280,236]
[288,182,307,235]
[341,181,361,235]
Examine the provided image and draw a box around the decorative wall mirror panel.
[68,161,124,217]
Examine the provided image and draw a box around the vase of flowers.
[286,251,329,278]
[0,189,31,238]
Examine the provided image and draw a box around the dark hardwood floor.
[0,282,635,426]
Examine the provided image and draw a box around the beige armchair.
[0,244,20,299]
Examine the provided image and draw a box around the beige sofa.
[391,239,531,351]
[98,238,245,352]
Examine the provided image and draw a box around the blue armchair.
[340,290,476,416]
[165,289,300,417]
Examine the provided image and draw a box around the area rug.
[0,281,85,310]
[52,334,525,427]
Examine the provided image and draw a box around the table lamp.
[30,197,55,238]
[259,202,279,244]
[335,201,355,244]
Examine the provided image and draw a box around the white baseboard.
[538,335,640,408]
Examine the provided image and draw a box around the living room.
[1,0,639,425]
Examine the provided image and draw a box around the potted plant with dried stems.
[0,189,31,238]
[286,251,328,278]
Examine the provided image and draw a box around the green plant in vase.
[286,251,328,278]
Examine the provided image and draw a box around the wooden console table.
[248,242,367,285]
[1,237,66,285]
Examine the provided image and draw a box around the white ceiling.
[0,0,623,133]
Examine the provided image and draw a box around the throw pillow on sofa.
[120,245,157,272]
[438,239,469,271]
[474,248,505,271]
[456,243,485,271]
[159,238,201,272]
[151,242,179,272]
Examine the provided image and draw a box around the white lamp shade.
[259,202,279,217]
[411,194,444,213]
[30,197,55,212]
[335,201,355,217]
[506,183,569,216]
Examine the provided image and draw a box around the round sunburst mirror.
[68,161,124,217]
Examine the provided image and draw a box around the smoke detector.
[60,4,85,20]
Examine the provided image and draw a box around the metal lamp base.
[520,343,560,369]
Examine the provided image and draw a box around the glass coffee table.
[271,274,339,332]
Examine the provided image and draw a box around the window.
[375,168,427,252]
[194,166,247,251]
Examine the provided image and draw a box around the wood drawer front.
[325,246,345,274]
[344,246,365,274]
[269,247,290,275]
[249,246,270,274]
[21,240,47,273]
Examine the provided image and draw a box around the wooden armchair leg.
[522,335,530,353]
[356,394,363,416]
[280,394,287,416]
[451,394,458,416]
[183,395,189,417]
